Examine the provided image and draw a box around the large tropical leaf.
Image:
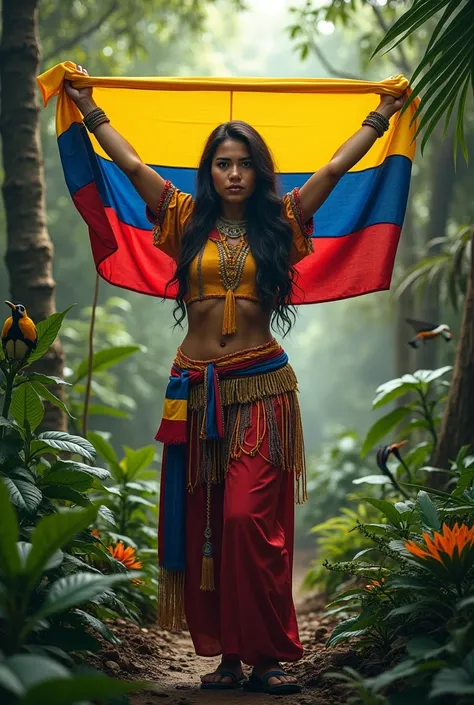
[31,381,74,419]
[2,476,43,515]
[361,406,411,457]
[35,572,140,619]
[10,383,44,431]
[47,459,110,482]
[35,431,96,461]
[73,345,141,383]
[27,306,75,364]
[373,0,474,158]
[25,505,98,591]
[18,673,146,705]
[0,478,21,577]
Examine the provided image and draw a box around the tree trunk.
[433,233,474,470]
[418,127,456,371]
[0,0,66,431]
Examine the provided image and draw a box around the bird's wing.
[1,317,12,340]
[406,318,437,333]
[19,317,38,343]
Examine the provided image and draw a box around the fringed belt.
[154,339,305,630]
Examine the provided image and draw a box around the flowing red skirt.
[183,398,303,665]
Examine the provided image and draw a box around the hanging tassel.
[200,480,215,590]
[222,288,237,335]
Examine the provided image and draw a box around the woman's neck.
[220,203,246,221]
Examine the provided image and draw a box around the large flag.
[37,62,417,305]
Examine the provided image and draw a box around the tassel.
[200,554,215,591]
[200,480,215,591]
[222,288,237,335]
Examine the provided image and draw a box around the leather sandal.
[243,669,302,695]
[200,669,245,690]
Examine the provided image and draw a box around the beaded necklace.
[215,219,250,335]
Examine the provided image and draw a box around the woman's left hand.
[376,89,409,119]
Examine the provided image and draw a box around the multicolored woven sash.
[155,340,289,628]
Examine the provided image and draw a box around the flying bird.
[1,301,38,362]
[406,318,452,349]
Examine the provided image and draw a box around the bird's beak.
[5,301,14,310]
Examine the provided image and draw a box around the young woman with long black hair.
[65,66,406,696]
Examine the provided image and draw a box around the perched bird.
[376,440,410,500]
[406,318,453,349]
[1,301,38,362]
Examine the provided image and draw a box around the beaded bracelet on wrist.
[362,110,390,138]
[83,107,110,133]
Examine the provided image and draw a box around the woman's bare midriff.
[180,298,273,361]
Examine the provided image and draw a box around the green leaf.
[73,608,121,645]
[42,470,94,493]
[416,490,441,531]
[48,459,110,482]
[0,478,21,576]
[361,407,411,457]
[11,383,44,431]
[18,674,147,705]
[23,373,71,387]
[423,366,453,383]
[2,476,43,514]
[36,432,96,462]
[87,431,118,464]
[74,345,141,383]
[31,381,74,419]
[372,380,417,409]
[0,663,24,696]
[4,654,70,694]
[352,475,391,486]
[41,484,90,506]
[431,666,474,697]
[27,306,75,364]
[36,572,140,619]
[123,445,156,478]
[98,504,117,526]
[362,498,402,527]
[26,505,98,591]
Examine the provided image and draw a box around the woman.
[65,66,406,696]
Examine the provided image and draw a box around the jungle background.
[1,1,474,704]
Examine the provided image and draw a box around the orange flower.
[91,528,101,538]
[108,541,142,570]
[366,579,384,591]
[405,523,474,583]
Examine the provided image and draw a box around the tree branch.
[42,0,120,65]
[370,4,412,76]
[306,38,361,80]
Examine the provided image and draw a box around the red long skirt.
[183,398,303,665]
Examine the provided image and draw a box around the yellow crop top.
[146,181,314,334]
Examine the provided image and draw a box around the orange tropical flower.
[405,523,474,583]
[108,541,142,570]
[91,528,101,538]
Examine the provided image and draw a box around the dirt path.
[94,552,355,705]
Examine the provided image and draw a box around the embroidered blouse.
[146,181,314,333]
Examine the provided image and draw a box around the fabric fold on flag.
[37,61,418,305]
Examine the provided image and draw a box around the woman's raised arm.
[298,91,408,222]
[64,65,165,213]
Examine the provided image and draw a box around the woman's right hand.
[64,64,93,106]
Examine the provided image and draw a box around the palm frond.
[372,0,474,161]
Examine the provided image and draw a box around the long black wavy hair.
[168,120,297,335]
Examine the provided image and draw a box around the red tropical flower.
[405,522,474,584]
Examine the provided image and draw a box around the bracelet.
[83,107,110,133]
[362,110,390,138]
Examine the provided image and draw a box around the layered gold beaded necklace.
[215,216,250,335]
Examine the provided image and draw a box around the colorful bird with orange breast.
[1,301,38,362]
[406,318,453,349]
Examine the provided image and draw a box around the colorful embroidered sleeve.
[283,188,314,265]
[146,180,194,261]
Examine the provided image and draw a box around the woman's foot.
[200,658,243,686]
[253,661,298,687]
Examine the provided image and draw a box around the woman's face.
[211,139,256,208]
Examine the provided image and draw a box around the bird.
[1,301,38,362]
[406,318,453,349]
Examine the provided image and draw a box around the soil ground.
[92,551,358,704]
